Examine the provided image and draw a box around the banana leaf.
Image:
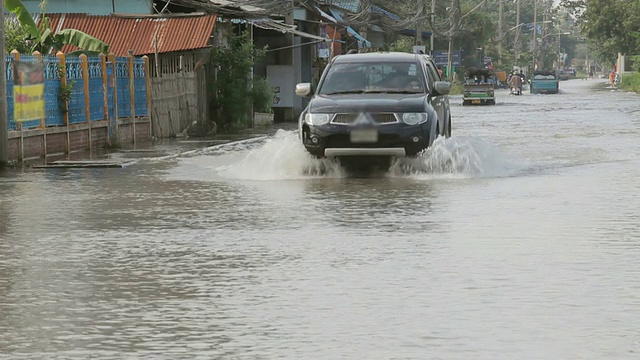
[4,0,40,39]
[53,29,110,54]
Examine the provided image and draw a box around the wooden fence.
[150,68,208,138]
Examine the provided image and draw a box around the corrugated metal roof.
[42,13,217,56]
[327,0,360,13]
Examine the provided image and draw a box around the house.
[42,12,217,75]
[160,0,344,122]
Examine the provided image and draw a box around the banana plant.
[4,0,109,55]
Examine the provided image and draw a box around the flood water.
[1,79,639,359]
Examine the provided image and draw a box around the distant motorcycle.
[508,74,523,95]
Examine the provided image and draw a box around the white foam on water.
[214,130,345,180]
[164,130,523,182]
[388,136,525,180]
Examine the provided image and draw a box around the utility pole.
[0,0,9,166]
[430,0,435,54]
[532,0,538,71]
[498,0,503,63]
[514,0,520,66]
[359,0,370,49]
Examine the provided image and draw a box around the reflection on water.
[1,80,640,359]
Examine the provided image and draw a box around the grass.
[620,72,640,93]
[449,83,464,95]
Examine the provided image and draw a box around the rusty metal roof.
[43,13,217,56]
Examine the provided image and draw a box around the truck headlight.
[401,113,429,125]
[304,113,331,126]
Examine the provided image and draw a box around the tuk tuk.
[462,67,496,105]
[530,70,560,94]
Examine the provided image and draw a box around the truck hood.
[308,94,428,114]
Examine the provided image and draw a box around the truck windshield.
[318,62,425,95]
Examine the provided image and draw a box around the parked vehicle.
[462,67,496,105]
[295,52,452,159]
[530,70,560,94]
[556,69,570,81]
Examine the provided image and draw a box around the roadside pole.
[0,1,9,166]
[430,0,435,54]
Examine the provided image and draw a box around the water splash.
[216,130,345,180]
[166,130,522,182]
[388,136,524,179]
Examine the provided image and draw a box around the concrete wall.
[20,0,151,15]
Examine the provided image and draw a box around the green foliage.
[388,37,413,53]
[56,65,75,114]
[4,0,109,55]
[449,83,464,96]
[568,0,640,64]
[251,77,274,114]
[4,20,30,54]
[620,72,640,93]
[209,31,267,132]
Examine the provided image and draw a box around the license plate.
[472,99,481,104]
[350,128,378,143]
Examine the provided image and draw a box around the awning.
[328,8,371,48]
[313,5,338,23]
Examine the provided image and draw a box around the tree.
[561,0,640,64]
[4,0,109,55]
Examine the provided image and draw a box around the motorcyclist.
[509,72,523,94]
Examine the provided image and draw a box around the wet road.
[1,79,639,359]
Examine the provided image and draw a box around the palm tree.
[5,0,109,55]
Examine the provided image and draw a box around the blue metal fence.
[44,57,64,127]
[65,57,86,125]
[5,55,15,131]
[87,57,105,122]
[116,57,131,118]
[4,53,148,133]
[133,58,147,117]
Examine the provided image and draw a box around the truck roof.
[333,52,422,64]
